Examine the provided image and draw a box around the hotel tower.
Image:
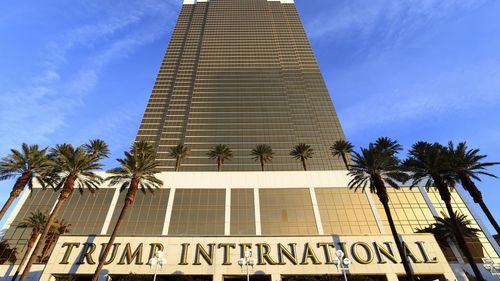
[1,0,499,281]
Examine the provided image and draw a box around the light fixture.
[482,257,500,279]
[238,250,256,281]
[149,250,167,281]
[333,249,350,281]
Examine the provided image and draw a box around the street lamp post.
[238,249,257,281]
[482,257,500,279]
[332,250,351,281]
[149,250,167,281]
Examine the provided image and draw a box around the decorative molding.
[224,188,231,236]
[162,188,177,235]
[254,188,262,235]
[309,188,324,235]
[100,187,121,235]
[365,190,386,234]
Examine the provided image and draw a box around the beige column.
[213,273,224,281]
[386,273,399,281]
[271,273,281,281]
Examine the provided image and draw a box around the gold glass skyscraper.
[136,0,346,171]
[0,1,499,280]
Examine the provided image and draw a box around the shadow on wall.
[494,235,500,247]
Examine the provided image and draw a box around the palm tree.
[416,212,480,245]
[207,144,233,172]
[12,211,49,281]
[19,140,108,281]
[168,144,190,171]
[91,141,163,281]
[403,142,485,281]
[250,144,274,171]
[39,219,71,263]
[0,241,17,264]
[83,139,110,160]
[348,137,415,281]
[447,141,500,235]
[330,140,354,169]
[0,144,53,221]
[290,143,314,171]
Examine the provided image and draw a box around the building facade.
[1,0,499,281]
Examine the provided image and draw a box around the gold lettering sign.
[58,240,438,267]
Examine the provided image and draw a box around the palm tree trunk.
[92,179,139,281]
[175,157,180,172]
[217,158,222,172]
[374,176,416,281]
[260,158,265,171]
[12,230,39,281]
[443,198,485,281]
[341,153,349,169]
[39,234,56,263]
[460,174,500,234]
[478,199,500,235]
[301,157,307,171]
[433,176,485,281]
[19,175,75,281]
[0,172,30,221]
[18,196,67,281]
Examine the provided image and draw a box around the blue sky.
[1,0,499,233]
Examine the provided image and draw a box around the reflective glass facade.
[316,188,379,235]
[374,188,436,234]
[0,189,58,264]
[427,189,500,261]
[259,188,317,235]
[136,0,346,171]
[168,189,226,235]
[230,189,255,235]
[107,189,170,236]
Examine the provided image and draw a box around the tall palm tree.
[19,140,108,281]
[207,144,233,172]
[403,142,485,281]
[91,141,163,281]
[39,219,71,263]
[290,143,314,171]
[168,144,190,171]
[348,137,415,281]
[250,144,274,171]
[0,144,53,221]
[447,141,500,235]
[330,140,354,169]
[12,211,49,281]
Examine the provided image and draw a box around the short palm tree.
[403,141,485,281]
[348,137,415,281]
[330,140,354,169]
[416,212,480,245]
[19,140,108,281]
[83,139,110,160]
[290,143,314,171]
[91,141,163,281]
[250,144,274,171]
[0,144,53,221]
[207,144,233,172]
[447,141,500,235]
[168,144,190,171]
[39,219,71,263]
[12,211,49,281]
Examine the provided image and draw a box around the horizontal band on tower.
[183,0,294,4]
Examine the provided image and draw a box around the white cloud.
[306,0,483,44]
[339,62,500,134]
[0,0,178,154]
